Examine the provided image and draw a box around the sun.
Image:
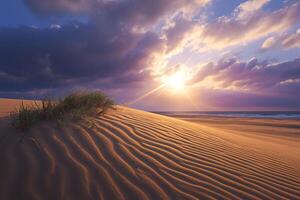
[163,72,187,91]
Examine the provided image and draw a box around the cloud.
[50,24,62,29]
[164,17,200,56]
[282,29,300,48]
[24,0,210,24]
[158,1,300,57]
[0,0,211,96]
[261,28,300,50]
[190,56,300,97]
[1,0,300,110]
[200,1,300,49]
[0,24,163,93]
[279,78,300,85]
[235,0,270,19]
[24,0,94,15]
[261,36,276,49]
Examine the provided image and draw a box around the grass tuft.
[10,91,114,132]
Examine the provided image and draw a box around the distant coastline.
[154,111,300,119]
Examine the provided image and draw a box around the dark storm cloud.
[0,0,209,95]
[0,24,163,92]
[24,0,207,24]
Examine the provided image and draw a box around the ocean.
[154,111,300,119]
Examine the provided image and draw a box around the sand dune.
[0,105,300,199]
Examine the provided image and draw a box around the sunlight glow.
[127,69,192,105]
[163,72,187,91]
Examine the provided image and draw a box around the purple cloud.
[1,0,211,95]
[1,0,300,111]
[201,1,300,49]
[0,25,164,92]
[190,56,300,98]
[261,28,300,50]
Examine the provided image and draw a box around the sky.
[0,0,300,111]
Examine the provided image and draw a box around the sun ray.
[128,68,192,105]
[127,84,166,105]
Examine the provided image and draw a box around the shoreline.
[153,112,300,120]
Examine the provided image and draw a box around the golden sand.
[0,100,299,199]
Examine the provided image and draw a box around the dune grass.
[10,91,114,132]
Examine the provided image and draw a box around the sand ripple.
[0,106,299,199]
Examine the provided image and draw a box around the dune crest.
[0,106,300,200]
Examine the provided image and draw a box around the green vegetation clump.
[10,91,114,131]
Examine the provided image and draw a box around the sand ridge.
[0,106,300,199]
